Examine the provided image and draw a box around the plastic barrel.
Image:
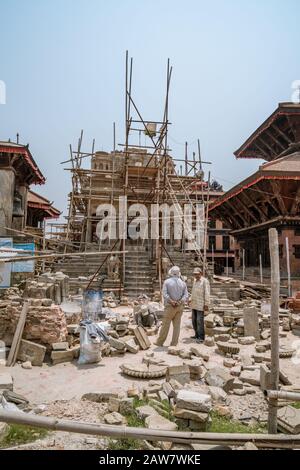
[82,289,104,321]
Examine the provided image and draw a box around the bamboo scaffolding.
[0,250,127,264]
[58,52,212,297]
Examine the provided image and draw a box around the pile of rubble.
[0,288,68,347]
[207,286,298,348]
[99,298,162,358]
[24,271,70,305]
[0,283,165,368]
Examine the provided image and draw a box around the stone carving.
[279,347,295,358]
[161,257,170,279]
[120,363,167,379]
[216,341,240,355]
[107,255,120,280]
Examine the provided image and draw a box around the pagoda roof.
[0,141,45,184]
[234,102,300,161]
[27,190,61,219]
[210,151,300,212]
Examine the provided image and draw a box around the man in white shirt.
[154,265,188,347]
[190,267,210,343]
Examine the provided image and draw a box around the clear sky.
[1,0,300,216]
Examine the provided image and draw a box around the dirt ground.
[2,305,300,449]
[6,307,300,404]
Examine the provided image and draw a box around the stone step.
[124,275,153,281]
[125,263,151,268]
[125,271,153,280]
[124,279,153,287]
[126,271,153,274]
[125,290,153,297]
[125,259,151,263]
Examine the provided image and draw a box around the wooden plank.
[133,326,151,350]
[6,302,29,367]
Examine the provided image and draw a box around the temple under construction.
[50,54,233,297]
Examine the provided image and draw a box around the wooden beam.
[265,129,286,151]
[285,115,297,141]
[269,180,287,214]
[242,190,268,221]
[235,194,260,224]
[257,180,281,216]
[6,302,29,367]
[272,123,292,144]
[253,142,270,160]
[291,186,300,215]
[222,200,246,229]
[268,228,280,434]
[265,197,281,216]
[258,136,276,157]
[214,206,237,230]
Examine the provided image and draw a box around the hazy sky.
[1,0,300,216]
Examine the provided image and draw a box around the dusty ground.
[7,307,300,404]
[2,305,300,449]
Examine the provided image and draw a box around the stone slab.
[166,364,190,385]
[0,373,13,391]
[176,389,212,413]
[52,342,69,351]
[17,339,46,366]
[243,307,260,340]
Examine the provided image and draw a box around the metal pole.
[226,250,229,276]
[285,237,291,297]
[42,219,46,273]
[185,142,188,175]
[203,171,210,276]
[242,248,245,281]
[197,139,202,171]
[1,410,300,449]
[268,390,300,402]
[259,253,263,284]
[268,228,280,434]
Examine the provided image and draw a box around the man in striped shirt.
[190,267,210,343]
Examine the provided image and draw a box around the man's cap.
[168,266,181,277]
[193,267,202,274]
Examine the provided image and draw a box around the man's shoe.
[153,341,163,347]
[196,338,204,344]
[191,335,197,339]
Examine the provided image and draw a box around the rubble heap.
[0,294,68,348]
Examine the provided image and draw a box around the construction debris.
[17,339,46,366]
[0,372,13,391]
[277,406,300,434]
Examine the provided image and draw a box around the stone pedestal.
[243,307,260,340]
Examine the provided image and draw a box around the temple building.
[0,139,60,250]
[209,102,300,285]
[51,146,234,296]
[26,190,61,237]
